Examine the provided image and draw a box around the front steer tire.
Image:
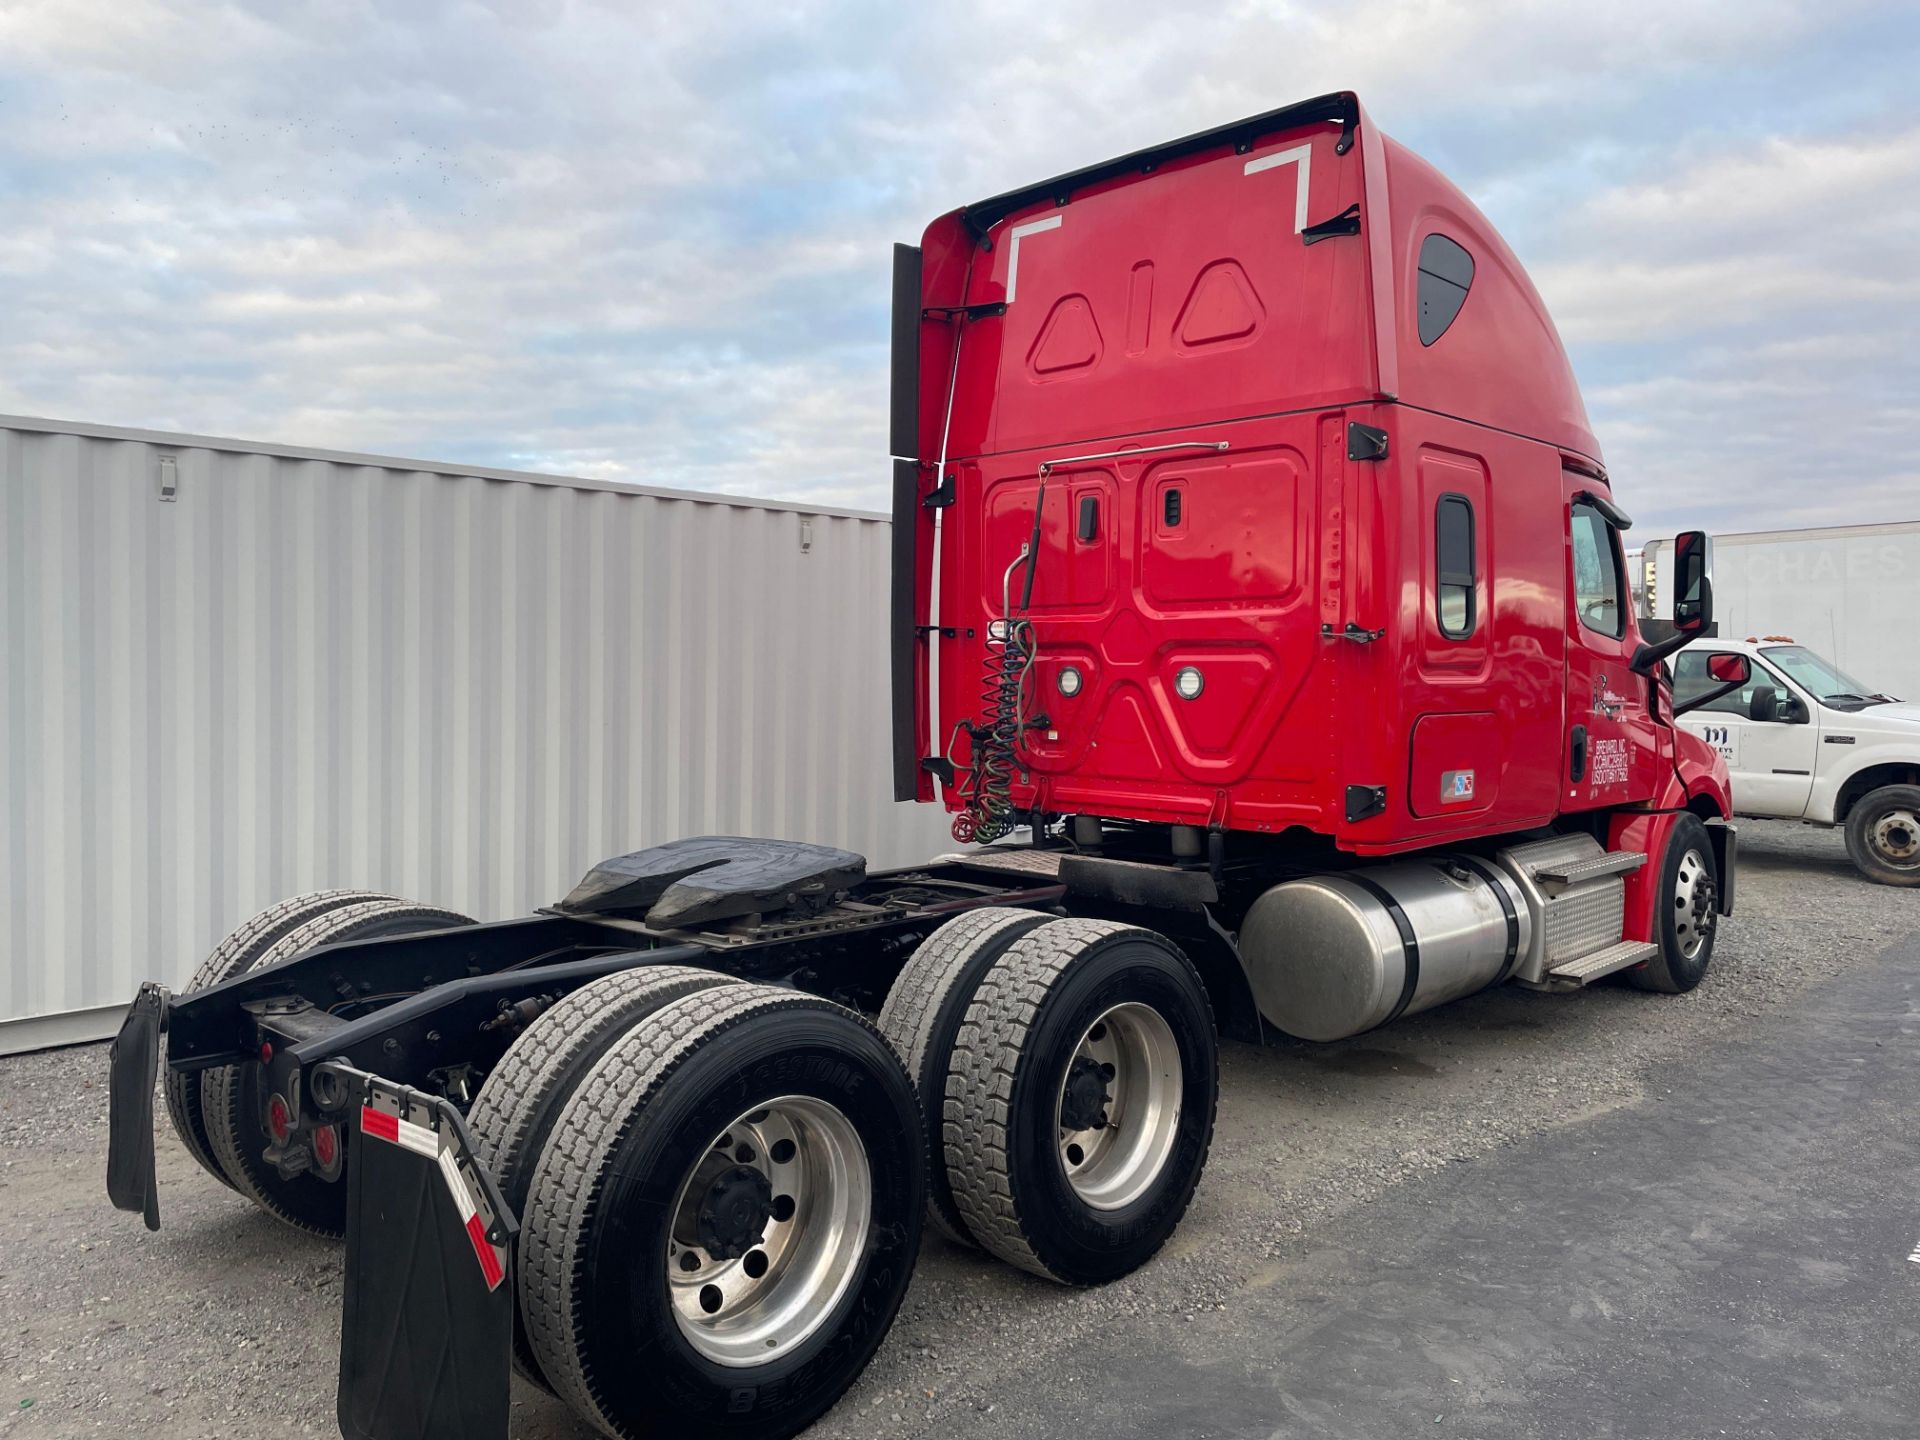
[1843,783,1920,887]
[877,906,1053,1246]
[943,918,1218,1286]
[1628,813,1719,994]
[201,898,473,1237]
[466,964,743,1390]
[520,984,924,1440]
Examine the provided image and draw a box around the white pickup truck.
[1672,637,1920,885]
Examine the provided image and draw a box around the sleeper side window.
[1417,234,1474,345]
[1570,501,1625,639]
[1434,493,1475,639]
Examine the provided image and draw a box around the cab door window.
[1673,651,1767,715]
[1570,502,1624,639]
[1673,651,1802,720]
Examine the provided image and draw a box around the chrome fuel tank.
[1238,857,1531,1041]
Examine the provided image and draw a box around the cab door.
[1561,487,1661,811]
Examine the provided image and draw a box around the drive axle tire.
[877,906,1052,1246]
[521,985,923,1440]
[202,898,473,1238]
[943,918,1218,1286]
[467,964,743,1390]
[1843,784,1920,887]
[1629,813,1718,994]
[164,889,391,1190]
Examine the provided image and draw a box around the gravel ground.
[1,818,1913,1438]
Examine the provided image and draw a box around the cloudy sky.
[2,0,1916,534]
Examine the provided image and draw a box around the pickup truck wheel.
[163,889,391,1191]
[942,918,1218,1285]
[466,964,742,1390]
[521,985,922,1440]
[1843,784,1920,887]
[201,898,473,1238]
[876,906,1052,1246]
[1628,814,1717,994]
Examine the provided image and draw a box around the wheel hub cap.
[1872,810,1920,863]
[1672,847,1714,960]
[698,1166,773,1260]
[1056,1002,1183,1212]
[666,1096,871,1367]
[1059,1056,1111,1133]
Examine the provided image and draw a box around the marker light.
[1057,665,1083,698]
[1175,666,1204,700]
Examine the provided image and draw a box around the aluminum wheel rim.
[666,1095,870,1367]
[1673,847,1710,959]
[1870,809,1920,867]
[1056,1002,1182,1211]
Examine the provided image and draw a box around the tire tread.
[465,964,741,1387]
[202,898,472,1237]
[941,917,1152,1281]
[163,889,391,1189]
[875,907,1051,1245]
[521,984,886,1435]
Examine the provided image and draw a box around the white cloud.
[0,0,1914,536]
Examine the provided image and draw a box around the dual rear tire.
[471,909,1216,1435]
[879,910,1220,1285]
[168,892,473,1237]
[512,984,923,1439]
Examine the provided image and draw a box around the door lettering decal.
[1589,737,1630,788]
[1699,723,1740,766]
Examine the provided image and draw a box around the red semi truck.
[108,92,1736,1440]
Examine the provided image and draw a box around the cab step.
[1531,850,1646,893]
[1544,939,1658,989]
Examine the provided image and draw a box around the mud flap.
[106,982,168,1231]
[336,1072,518,1440]
[1705,818,1737,916]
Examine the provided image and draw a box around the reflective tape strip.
[437,1146,475,1216]
[437,1137,506,1292]
[359,1105,438,1159]
[360,1103,506,1290]
[465,1214,506,1291]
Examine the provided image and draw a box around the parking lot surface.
[1,819,1915,1438]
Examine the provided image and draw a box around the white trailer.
[1641,521,1920,702]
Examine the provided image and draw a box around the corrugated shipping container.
[1641,520,1920,701]
[0,414,953,1052]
